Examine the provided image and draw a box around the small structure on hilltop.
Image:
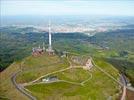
[83,58,93,70]
[71,56,93,70]
[42,76,58,83]
[61,51,68,57]
[32,43,45,56]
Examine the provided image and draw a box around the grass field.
[22,53,61,70]
[0,52,121,100]
[25,67,120,100]
[93,58,120,79]
[43,68,91,83]
[16,54,69,83]
[24,54,121,100]
[0,62,29,100]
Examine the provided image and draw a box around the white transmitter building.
[32,21,54,56]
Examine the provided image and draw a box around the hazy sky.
[1,0,134,16]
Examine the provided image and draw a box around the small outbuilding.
[42,76,58,82]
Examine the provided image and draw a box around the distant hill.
[89,28,134,52]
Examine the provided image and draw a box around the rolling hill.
[0,53,121,100]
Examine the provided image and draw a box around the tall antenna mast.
[46,20,54,55]
[48,20,52,50]
[38,44,41,49]
[43,42,45,50]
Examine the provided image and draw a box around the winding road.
[119,74,127,100]
[11,71,37,100]
[120,74,134,100]
[11,55,133,100]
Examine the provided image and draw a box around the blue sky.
[1,0,134,16]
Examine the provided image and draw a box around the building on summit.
[32,43,45,56]
[32,21,54,56]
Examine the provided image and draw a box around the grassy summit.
[15,53,121,100]
[25,66,120,100]
[0,52,121,100]
[16,53,69,83]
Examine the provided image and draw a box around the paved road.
[120,74,134,100]
[120,74,127,100]
[121,74,134,92]
[11,70,37,100]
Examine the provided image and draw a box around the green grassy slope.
[16,54,69,83]
[45,68,90,83]
[26,66,120,100]
[93,58,120,79]
[21,54,121,100]
[0,51,121,100]
[0,62,29,100]
[89,29,134,86]
[1,29,133,99]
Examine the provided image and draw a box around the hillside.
[1,27,134,87]
[89,28,134,86]
[0,62,29,100]
[0,53,122,100]
[0,26,134,100]
[89,28,134,52]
